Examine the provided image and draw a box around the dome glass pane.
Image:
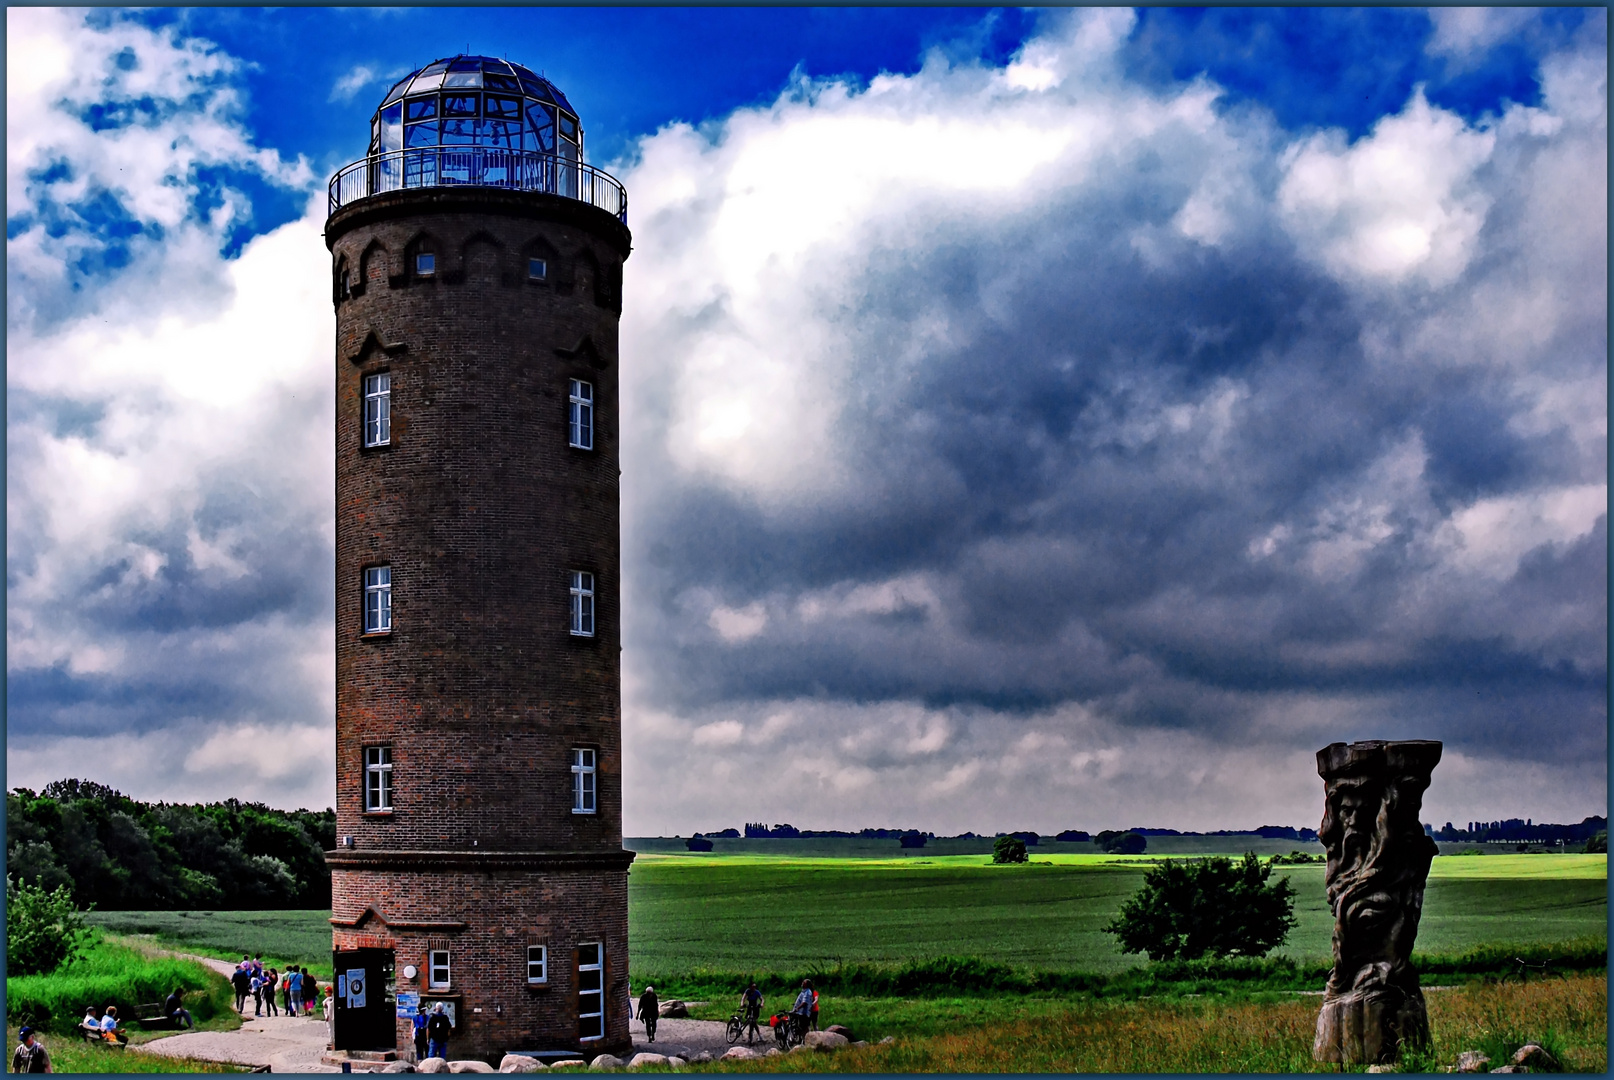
[368,55,581,156]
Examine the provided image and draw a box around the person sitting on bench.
[98,1006,128,1044]
[165,988,195,1029]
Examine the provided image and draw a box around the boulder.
[384,1066,419,1074]
[549,1062,587,1071]
[658,1001,689,1019]
[852,1042,869,1049]
[720,1047,759,1061]
[1489,1067,1528,1074]
[588,1055,623,1071]
[1512,1046,1556,1070]
[418,1060,449,1075]
[763,1048,782,1058]
[1456,1051,1491,1073]
[449,1063,497,1074]
[501,1057,546,1074]
[665,1058,684,1069]
[825,1025,854,1041]
[878,1036,895,1046]
[626,1053,667,1070]
[804,1032,849,1052]
[788,1045,810,1054]
[1366,1067,1396,1074]
[688,1052,713,1064]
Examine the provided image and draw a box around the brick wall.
[325,188,634,1060]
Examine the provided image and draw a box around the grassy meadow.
[63,847,1606,1072]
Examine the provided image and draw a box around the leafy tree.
[1096,830,1148,854]
[1586,830,1607,854]
[5,874,96,975]
[992,835,1028,864]
[1105,852,1297,961]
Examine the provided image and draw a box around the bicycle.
[772,1012,808,1051]
[726,1014,745,1045]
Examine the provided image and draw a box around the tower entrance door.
[333,947,396,1051]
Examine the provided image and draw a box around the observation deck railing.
[328,147,627,223]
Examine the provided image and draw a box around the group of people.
[631,978,820,1046]
[230,955,323,1018]
[410,1002,455,1062]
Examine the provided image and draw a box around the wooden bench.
[76,1025,127,1049]
[133,1002,178,1030]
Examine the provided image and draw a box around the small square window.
[415,252,436,276]
[526,945,548,984]
[428,950,451,990]
[572,748,596,814]
[363,373,391,447]
[568,380,593,450]
[365,566,392,634]
[570,571,594,637]
[364,746,393,812]
[528,257,548,280]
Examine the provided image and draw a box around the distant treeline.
[6,779,335,911]
[1427,816,1606,844]
[731,824,1319,842]
[738,824,937,839]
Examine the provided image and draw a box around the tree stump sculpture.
[1313,740,1442,1066]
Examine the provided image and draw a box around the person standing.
[232,964,252,1013]
[12,1027,51,1073]
[262,968,279,1016]
[250,969,266,1016]
[303,973,320,1018]
[810,985,820,1031]
[425,1003,452,1061]
[740,982,764,1044]
[285,968,301,1017]
[636,985,659,1044]
[790,981,813,1043]
[412,1003,430,1061]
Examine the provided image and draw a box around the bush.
[6,874,95,976]
[1585,831,1606,854]
[6,932,229,1034]
[899,832,927,848]
[992,836,1028,864]
[685,836,714,852]
[1105,852,1297,961]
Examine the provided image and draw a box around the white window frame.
[415,252,435,276]
[528,257,548,280]
[526,944,548,984]
[577,942,604,1041]
[363,372,391,447]
[428,950,451,990]
[569,571,594,637]
[568,379,594,450]
[364,745,393,812]
[572,749,596,815]
[364,566,392,634]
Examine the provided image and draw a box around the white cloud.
[329,64,379,103]
[1279,91,1495,287]
[1426,9,1539,65]
[709,602,768,642]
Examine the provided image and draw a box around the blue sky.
[6,8,1607,833]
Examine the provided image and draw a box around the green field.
[626,852,1607,978]
[85,852,1606,983]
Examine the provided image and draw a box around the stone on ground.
[384,1064,419,1073]
[1366,1066,1396,1074]
[501,1055,546,1073]
[687,1051,712,1064]
[450,1062,497,1074]
[878,1036,895,1045]
[825,1025,854,1041]
[852,1041,869,1049]
[1513,1045,1556,1070]
[1489,1067,1528,1074]
[804,1031,848,1051]
[549,1061,587,1070]
[658,1001,689,1018]
[626,1053,667,1069]
[418,1059,448,1074]
[1456,1051,1490,1073]
[763,1047,782,1058]
[666,1058,684,1069]
[588,1055,622,1070]
[720,1047,759,1061]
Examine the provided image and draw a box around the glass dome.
[369,55,583,163]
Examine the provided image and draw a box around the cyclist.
[789,980,814,1044]
[740,982,764,1043]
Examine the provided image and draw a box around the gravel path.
[628,1013,742,1060]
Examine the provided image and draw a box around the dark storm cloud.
[617,10,1605,828]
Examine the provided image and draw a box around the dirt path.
[134,956,338,1072]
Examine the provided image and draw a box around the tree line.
[6,779,335,910]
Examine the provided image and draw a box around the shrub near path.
[701,975,1607,1073]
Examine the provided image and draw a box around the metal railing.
[328,147,627,223]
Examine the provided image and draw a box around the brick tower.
[323,56,633,1062]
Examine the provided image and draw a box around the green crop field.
[85,852,1605,984]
